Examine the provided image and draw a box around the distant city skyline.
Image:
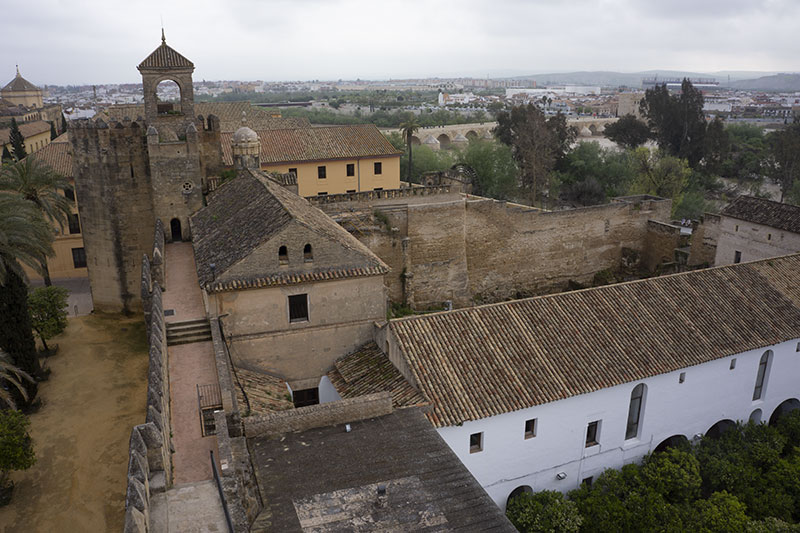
[3,0,799,85]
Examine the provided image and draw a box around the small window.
[303,243,313,262]
[346,163,355,177]
[279,245,288,265]
[679,372,686,384]
[318,165,326,179]
[288,168,298,177]
[796,342,800,352]
[734,251,742,264]
[288,294,309,323]
[768,233,772,241]
[71,247,87,268]
[586,420,599,447]
[735,225,739,232]
[582,476,593,488]
[318,191,328,196]
[752,350,771,401]
[68,213,81,234]
[346,189,356,193]
[64,188,75,202]
[730,358,737,369]
[374,162,382,175]
[373,187,383,191]
[524,418,537,439]
[469,432,483,453]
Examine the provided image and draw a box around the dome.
[233,125,258,144]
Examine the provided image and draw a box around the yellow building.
[221,124,402,197]
[20,133,88,281]
[1,67,43,109]
[1,120,52,156]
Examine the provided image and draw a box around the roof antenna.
[161,16,166,43]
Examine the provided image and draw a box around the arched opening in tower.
[156,79,182,115]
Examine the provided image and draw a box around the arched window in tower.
[155,79,182,115]
[753,350,772,401]
[625,383,646,440]
[279,245,288,265]
[304,244,313,262]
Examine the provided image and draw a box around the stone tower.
[232,116,261,172]
[70,35,222,313]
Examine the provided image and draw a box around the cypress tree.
[0,270,40,405]
[61,113,67,133]
[8,119,26,161]
[49,121,57,140]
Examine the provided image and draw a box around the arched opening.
[410,135,421,146]
[769,399,800,426]
[506,485,532,509]
[466,130,478,141]
[705,419,736,439]
[750,409,763,424]
[170,218,182,242]
[303,243,313,262]
[654,434,689,453]
[625,383,646,440]
[588,124,598,136]
[279,245,288,265]
[437,134,452,149]
[156,79,182,115]
[752,350,772,401]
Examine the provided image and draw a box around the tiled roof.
[327,343,429,409]
[190,168,388,289]
[2,72,39,93]
[220,124,403,166]
[137,41,194,70]
[390,254,800,427]
[0,120,50,145]
[721,195,800,234]
[28,133,71,176]
[232,367,294,416]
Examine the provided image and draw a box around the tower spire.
[16,64,19,76]
[161,27,166,44]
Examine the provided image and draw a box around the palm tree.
[0,350,33,410]
[399,117,420,183]
[0,194,54,404]
[0,157,73,286]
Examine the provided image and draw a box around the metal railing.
[210,449,234,533]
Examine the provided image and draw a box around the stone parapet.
[307,185,451,207]
[244,392,392,438]
[214,411,262,531]
[151,219,165,289]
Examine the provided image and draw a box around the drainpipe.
[357,157,361,192]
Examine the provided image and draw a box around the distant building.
[2,66,43,108]
[617,92,644,118]
[0,120,52,156]
[1,67,64,134]
[641,77,720,91]
[714,195,800,266]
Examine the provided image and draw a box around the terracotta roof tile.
[137,42,194,70]
[390,254,800,427]
[232,367,294,416]
[220,124,402,166]
[28,133,72,176]
[721,195,800,234]
[327,343,429,409]
[2,72,39,93]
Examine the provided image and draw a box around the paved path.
[150,481,229,533]
[163,242,221,485]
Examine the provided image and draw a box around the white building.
[439,92,477,106]
[344,254,800,510]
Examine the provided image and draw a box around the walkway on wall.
[162,242,221,485]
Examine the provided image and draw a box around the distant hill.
[508,70,778,89]
[728,73,800,91]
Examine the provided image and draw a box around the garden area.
[507,411,800,533]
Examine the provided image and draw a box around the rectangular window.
[292,387,319,408]
[318,192,328,196]
[679,372,686,384]
[68,213,81,234]
[524,418,537,439]
[734,251,742,264]
[71,247,87,268]
[586,420,600,447]
[288,294,309,323]
[469,432,483,453]
[64,188,75,202]
[317,166,326,179]
[288,168,297,177]
[373,187,383,191]
[582,476,593,488]
[768,233,772,241]
[730,358,737,369]
[753,352,770,401]
[374,162,382,175]
[346,163,355,177]
[346,189,356,194]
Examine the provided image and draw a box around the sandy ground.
[0,313,148,532]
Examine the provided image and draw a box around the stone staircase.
[166,318,212,346]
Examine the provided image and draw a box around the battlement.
[307,185,452,206]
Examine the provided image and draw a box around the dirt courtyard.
[0,313,148,532]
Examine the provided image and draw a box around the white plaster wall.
[715,217,800,266]
[436,338,800,510]
[318,375,342,404]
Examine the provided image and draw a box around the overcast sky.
[3,0,798,85]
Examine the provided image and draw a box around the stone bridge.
[380,117,618,150]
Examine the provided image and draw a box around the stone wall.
[124,258,173,533]
[688,214,720,267]
[151,219,165,289]
[244,392,392,438]
[641,220,682,272]
[214,411,262,531]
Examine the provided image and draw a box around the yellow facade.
[262,155,401,197]
[2,129,51,156]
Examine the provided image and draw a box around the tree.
[495,104,576,205]
[0,157,73,286]
[630,148,691,211]
[767,121,800,202]
[640,79,706,168]
[506,490,582,533]
[28,286,69,353]
[690,491,750,533]
[61,113,67,134]
[456,139,518,200]
[49,121,57,141]
[0,351,33,410]
[605,114,652,149]
[1,146,11,163]
[8,119,26,161]
[0,409,36,504]
[399,116,420,183]
[703,117,730,175]
[640,448,702,504]
[557,142,636,205]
